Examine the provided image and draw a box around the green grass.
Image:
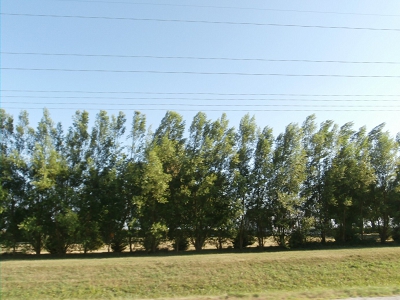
[1,247,400,299]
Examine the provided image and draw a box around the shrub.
[172,237,189,251]
[289,229,305,248]
[392,227,400,243]
[111,235,128,252]
[232,232,255,249]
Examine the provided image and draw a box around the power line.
[3,90,400,97]
[3,67,400,77]
[3,107,400,112]
[3,102,400,107]
[2,97,400,102]
[2,13,400,32]
[17,0,400,17]
[3,52,399,65]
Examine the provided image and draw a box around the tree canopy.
[1,109,399,253]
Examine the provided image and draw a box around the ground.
[1,246,400,299]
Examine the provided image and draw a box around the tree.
[391,134,400,242]
[231,114,258,249]
[0,110,28,252]
[123,111,147,252]
[325,124,374,243]
[301,115,338,243]
[20,109,74,254]
[152,111,187,251]
[368,123,400,243]
[182,113,236,251]
[84,110,128,252]
[247,126,274,248]
[65,110,102,253]
[135,147,171,253]
[269,123,306,247]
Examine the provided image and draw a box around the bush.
[232,232,255,249]
[44,211,80,254]
[111,236,128,252]
[392,227,400,243]
[333,226,358,243]
[289,229,305,248]
[172,237,189,251]
[78,221,103,253]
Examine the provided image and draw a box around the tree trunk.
[35,241,41,255]
[381,213,389,244]
[360,202,364,240]
[129,236,133,252]
[151,238,157,253]
[321,218,328,244]
[380,191,388,244]
[342,209,346,243]
[258,236,264,249]
[218,237,223,250]
[194,236,204,251]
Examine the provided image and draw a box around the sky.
[1,0,400,139]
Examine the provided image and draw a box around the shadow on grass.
[1,240,399,261]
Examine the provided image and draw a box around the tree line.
[1,108,400,254]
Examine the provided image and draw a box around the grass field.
[1,247,400,299]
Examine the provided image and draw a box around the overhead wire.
[2,96,400,102]
[3,102,400,108]
[3,90,400,97]
[11,0,400,17]
[3,107,400,112]
[2,13,400,31]
[3,67,400,77]
[3,5,400,113]
[3,52,400,65]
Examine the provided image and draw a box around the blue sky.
[1,0,400,138]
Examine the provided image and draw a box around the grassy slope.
[1,247,400,299]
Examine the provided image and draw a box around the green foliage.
[232,114,258,250]
[368,123,399,243]
[301,116,338,243]
[19,216,46,255]
[392,227,400,243]
[232,231,255,249]
[182,112,237,251]
[289,229,305,248]
[136,147,171,253]
[1,109,399,254]
[270,123,307,247]
[77,220,103,253]
[142,222,168,252]
[172,236,190,251]
[44,210,79,254]
[110,230,128,253]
